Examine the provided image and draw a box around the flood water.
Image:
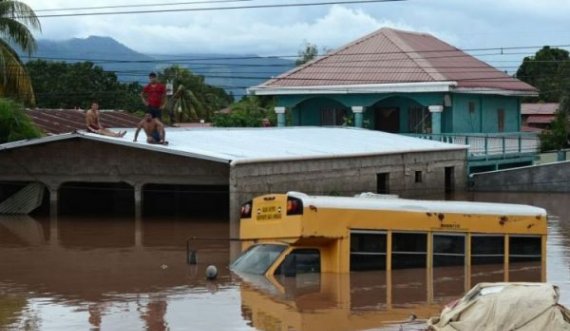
[0,192,569,330]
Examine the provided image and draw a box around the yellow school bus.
[231,192,547,281]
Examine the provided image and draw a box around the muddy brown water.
[0,192,568,330]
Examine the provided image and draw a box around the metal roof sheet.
[25,109,142,135]
[0,127,467,165]
[521,103,559,115]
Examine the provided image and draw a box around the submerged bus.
[231,192,547,281]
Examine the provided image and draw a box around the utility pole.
[166,80,174,125]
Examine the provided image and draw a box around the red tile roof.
[521,103,559,115]
[258,28,536,94]
[26,109,142,135]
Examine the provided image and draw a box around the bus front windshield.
[231,244,287,275]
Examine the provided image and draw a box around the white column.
[351,106,364,128]
[428,105,444,134]
[274,107,286,127]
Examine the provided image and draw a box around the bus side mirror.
[282,254,297,277]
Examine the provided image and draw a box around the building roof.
[0,127,467,165]
[251,28,537,96]
[526,115,555,124]
[26,109,142,135]
[521,103,559,115]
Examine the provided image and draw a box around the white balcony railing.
[405,132,540,159]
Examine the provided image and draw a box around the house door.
[374,107,400,133]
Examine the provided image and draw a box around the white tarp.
[428,283,570,331]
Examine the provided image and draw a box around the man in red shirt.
[140,72,166,121]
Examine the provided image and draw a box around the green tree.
[516,46,570,102]
[295,42,319,66]
[0,98,42,143]
[0,0,41,105]
[26,60,142,110]
[212,96,276,127]
[539,96,570,151]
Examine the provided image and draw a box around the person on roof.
[133,113,168,145]
[140,72,166,123]
[85,102,126,137]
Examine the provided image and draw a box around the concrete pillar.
[134,184,143,220]
[134,184,143,248]
[49,212,59,248]
[429,105,444,134]
[351,106,364,128]
[49,187,59,218]
[274,107,286,127]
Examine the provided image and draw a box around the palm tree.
[0,0,41,105]
[171,84,203,123]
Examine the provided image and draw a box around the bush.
[0,98,43,143]
[212,96,276,127]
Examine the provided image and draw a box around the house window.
[377,173,389,194]
[415,171,423,183]
[408,106,431,133]
[468,101,476,114]
[320,108,347,126]
[497,108,505,132]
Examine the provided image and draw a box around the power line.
[34,0,255,12]
[32,0,408,18]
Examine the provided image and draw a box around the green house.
[249,28,539,172]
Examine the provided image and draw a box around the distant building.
[26,108,142,135]
[249,28,540,172]
[521,103,559,132]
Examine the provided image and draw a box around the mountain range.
[18,36,295,98]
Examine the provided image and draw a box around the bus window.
[275,249,321,276]
[231,244,287,275]
[392,232,427,269]
[471,235,504,265]
[433,234,465,267]
[509,236,542,282]
[350,231,387,271]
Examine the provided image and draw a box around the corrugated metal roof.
[0,127,467,165]
[521,103,559,115]
[26,109,142,135]
[256,28,536,94]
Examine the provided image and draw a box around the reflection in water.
[0,191,568,330]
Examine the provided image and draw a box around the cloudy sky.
[24,0,570,66]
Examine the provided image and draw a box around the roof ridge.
[256,27,391,88]
[382,29,446,81]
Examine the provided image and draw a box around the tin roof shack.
[0,127,467,239]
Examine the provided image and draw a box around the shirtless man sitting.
[85,102,126,137]
[133,113,168,145]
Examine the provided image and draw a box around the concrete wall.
[452,94,520,133]
[0,138,229,188]
[0,138,229,216]
[470,161,570,192]
[229,149,467,239]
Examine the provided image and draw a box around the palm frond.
[0,38,35,104]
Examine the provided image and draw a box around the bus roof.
[288,192,547,217]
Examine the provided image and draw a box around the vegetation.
[0,98,42,143]
[295,42,319,66]
[517,46,570,102]
[26,60,142,110]
[158,65,232,124]
[0,0,41,105]
[212,96,276,127]
[539,95,570,151]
